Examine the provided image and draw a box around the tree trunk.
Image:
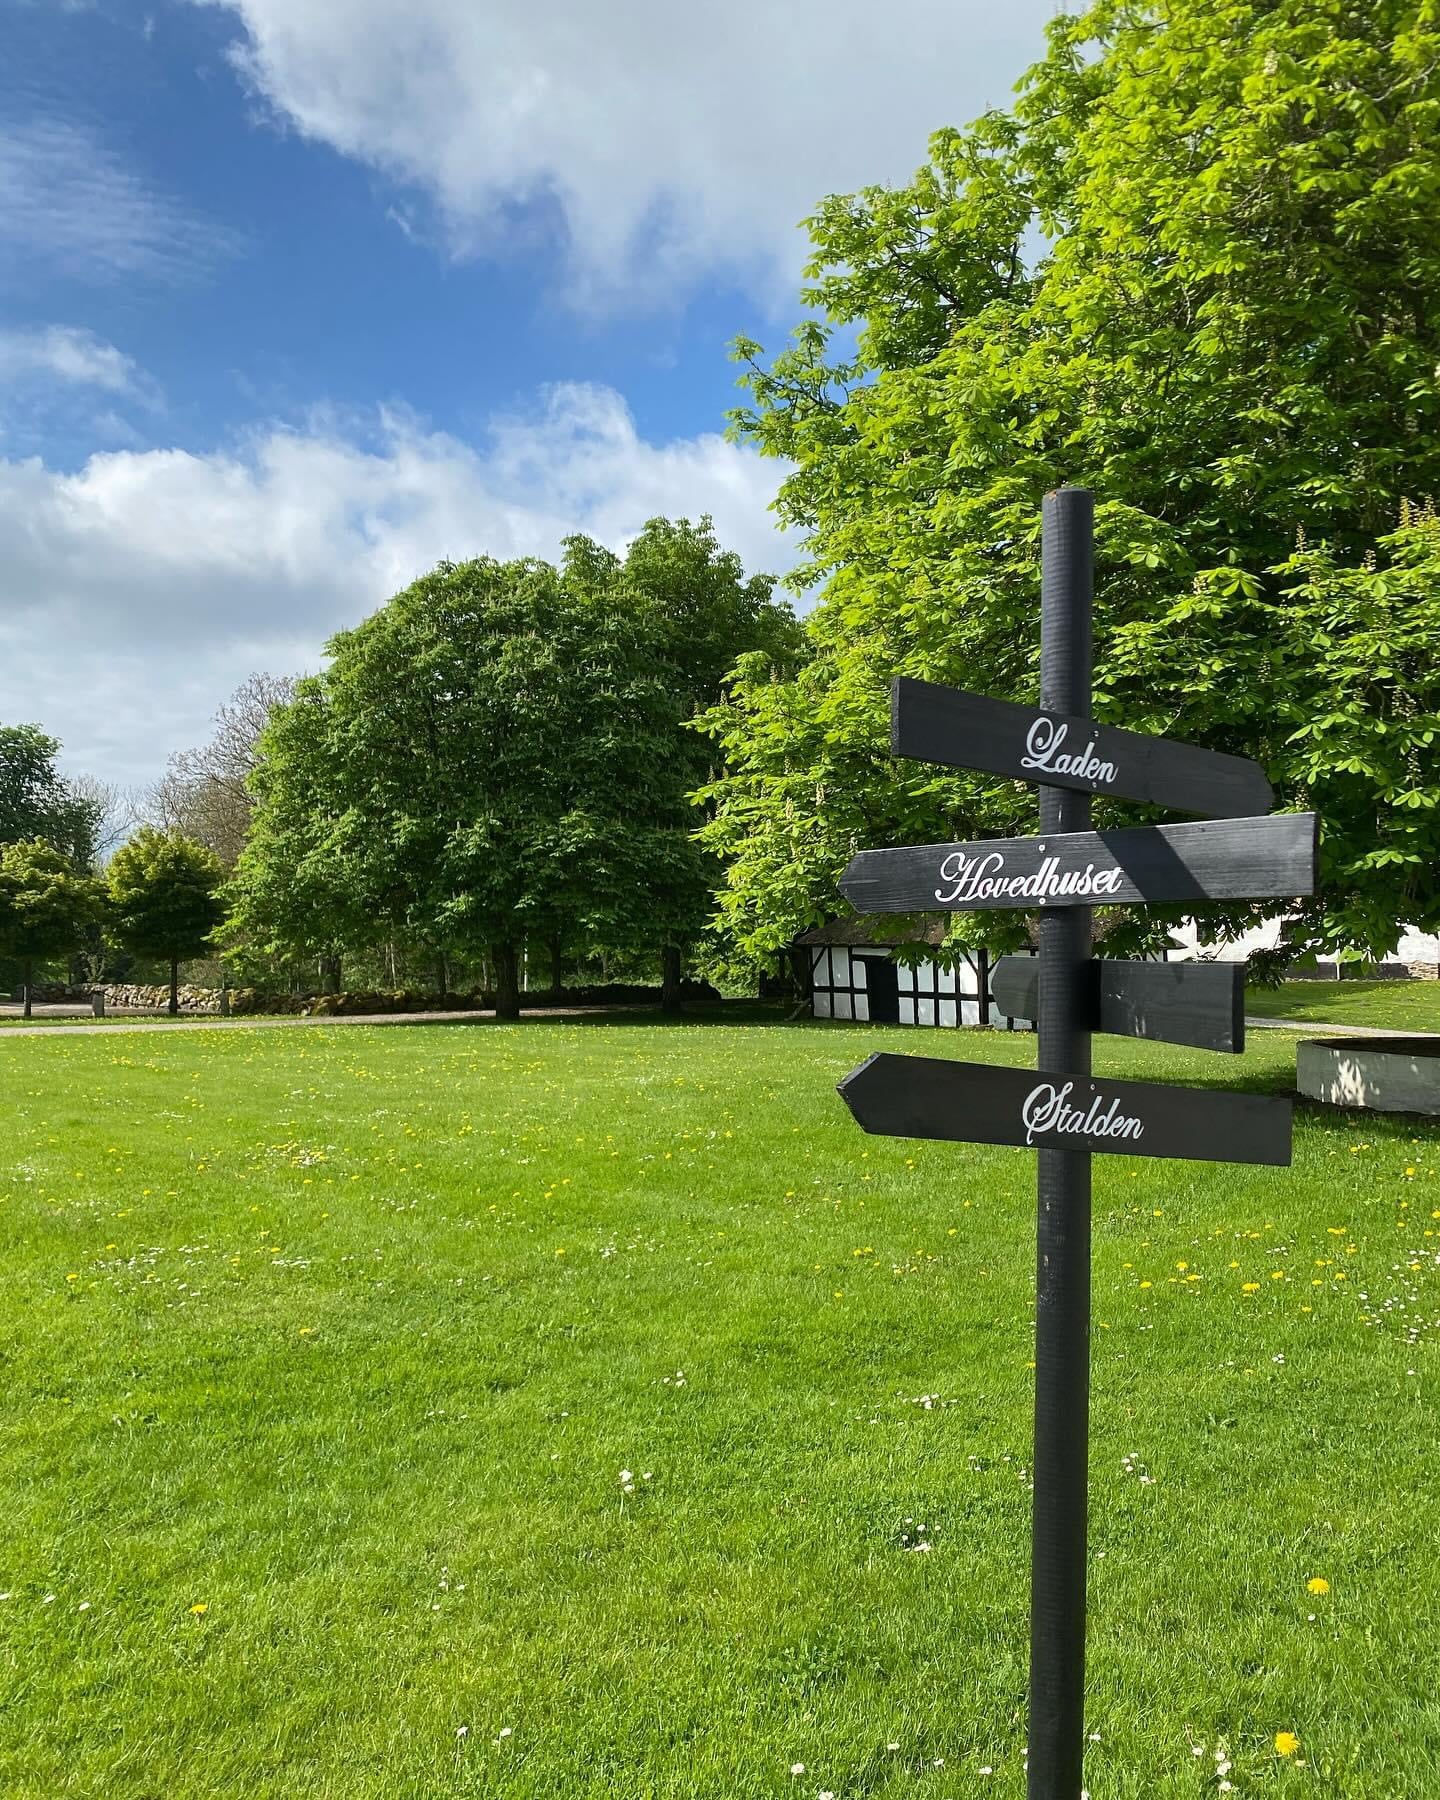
[22,958,32,1020]
[661,945,683,1017]
[550,933,564,997]
[436,951,449,999]
[494,943,521,1021]
[169,956,180,1016]
[321,953,342,993]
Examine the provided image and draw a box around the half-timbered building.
[793,920,1033,1030]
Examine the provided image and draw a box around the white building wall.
[808,945,1033,1029]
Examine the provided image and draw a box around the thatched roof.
[792,918,948,949]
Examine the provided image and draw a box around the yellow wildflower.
[1274,1731,1300,1758]
[1306,1577,1330,1595]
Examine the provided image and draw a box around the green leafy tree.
[703,0,1440,971]
[561,517,803,1006]
[232,556,694,1020]
[0,724,105,864]
[222,681,363,992]
[0,840,104,1017]
[108,829,225,1015]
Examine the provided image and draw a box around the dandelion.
[1306,1577,1330,1595]
[790,1763,806,1777]
[189,1602,208,1616]
[1274,1730,1300,1757]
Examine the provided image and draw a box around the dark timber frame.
[804,941,1023,1028]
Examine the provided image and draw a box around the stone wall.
[101,983,223,1013]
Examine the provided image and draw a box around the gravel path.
[0,1006,660,1039]
[1246,1016,1440,1039]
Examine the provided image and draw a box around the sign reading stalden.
[839,1052,1293,1166]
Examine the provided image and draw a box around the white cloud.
[0,383,791,790]
[193,0,1054,302]
[0,118,239,286]
[0,326,140,394]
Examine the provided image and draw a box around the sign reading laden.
[890,677,1274,816]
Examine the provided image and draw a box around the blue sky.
[1,0,1053,792]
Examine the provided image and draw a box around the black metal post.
[1028,486,1094,1799]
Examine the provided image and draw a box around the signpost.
[839,813,1318,914]
[840,1052,1292,1165]
[891,677,1275,816]
[990,956,1247,1055]
[833,488,1317,1800]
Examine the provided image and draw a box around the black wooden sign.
[839,812,1317,915]
[838,1052,1292,1166]
[892,677,1274,817]
[991,955,1246,1054]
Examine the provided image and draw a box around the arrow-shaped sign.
[838,1052,1292,1165]
[990,956,1246,1054]
[892,677,1274,817]
[839,812,1317,915]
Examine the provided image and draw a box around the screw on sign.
[834,488,1318,1800]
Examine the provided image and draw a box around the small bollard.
[91,991,106,1018]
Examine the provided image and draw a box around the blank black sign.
[892,677,1274,816]
[839,813,1318,914]
[838,1052,1292,1166]
[990,956,1246,1054]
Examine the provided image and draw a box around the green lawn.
[0,1016,1436,1798]
[1246,978,1440,1033]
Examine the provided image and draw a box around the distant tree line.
[0,516,801,1017]
[225,517,800,1016]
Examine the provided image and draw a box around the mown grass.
[0,1015,1436,1798]
[1246,979,1440,1033]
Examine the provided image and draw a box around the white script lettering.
[934,849,1127,906]
[1021,1080,1144,1146]
[1019,717,1118,785]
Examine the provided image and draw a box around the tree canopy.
[560,517,804,990]
[0,725,105,866]
[0,839,104,1015]
[701,0,1440,971]
[108,828,225,1013]
[229,519,795,1009]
